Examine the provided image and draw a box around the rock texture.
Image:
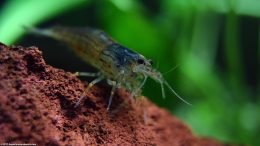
[0,42,232,146]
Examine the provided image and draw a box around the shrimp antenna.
[162,64,180,75]
[160,82,166,99]
[163,80,192,106]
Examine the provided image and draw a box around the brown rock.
[0,42,232,145]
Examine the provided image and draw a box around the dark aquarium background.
[0,0,259,145]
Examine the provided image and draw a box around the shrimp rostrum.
[27,26,191,110]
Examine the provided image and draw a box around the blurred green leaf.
[163,0,260,17]
[0,0,88,45]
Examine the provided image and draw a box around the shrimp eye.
[137,59,145,64]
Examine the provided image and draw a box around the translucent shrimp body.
[27,26,191,109]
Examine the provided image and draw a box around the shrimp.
[26,26,191,110]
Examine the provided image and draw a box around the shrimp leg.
[106,81,119,111]
[74,75,105,107]
[106,77,124,111]
[130,74,147,99]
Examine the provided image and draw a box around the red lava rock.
[0,42,235,145]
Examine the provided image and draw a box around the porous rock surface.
[0,42,231,146]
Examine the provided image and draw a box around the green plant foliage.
[0,0,259,145]
[0,0,88,44]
